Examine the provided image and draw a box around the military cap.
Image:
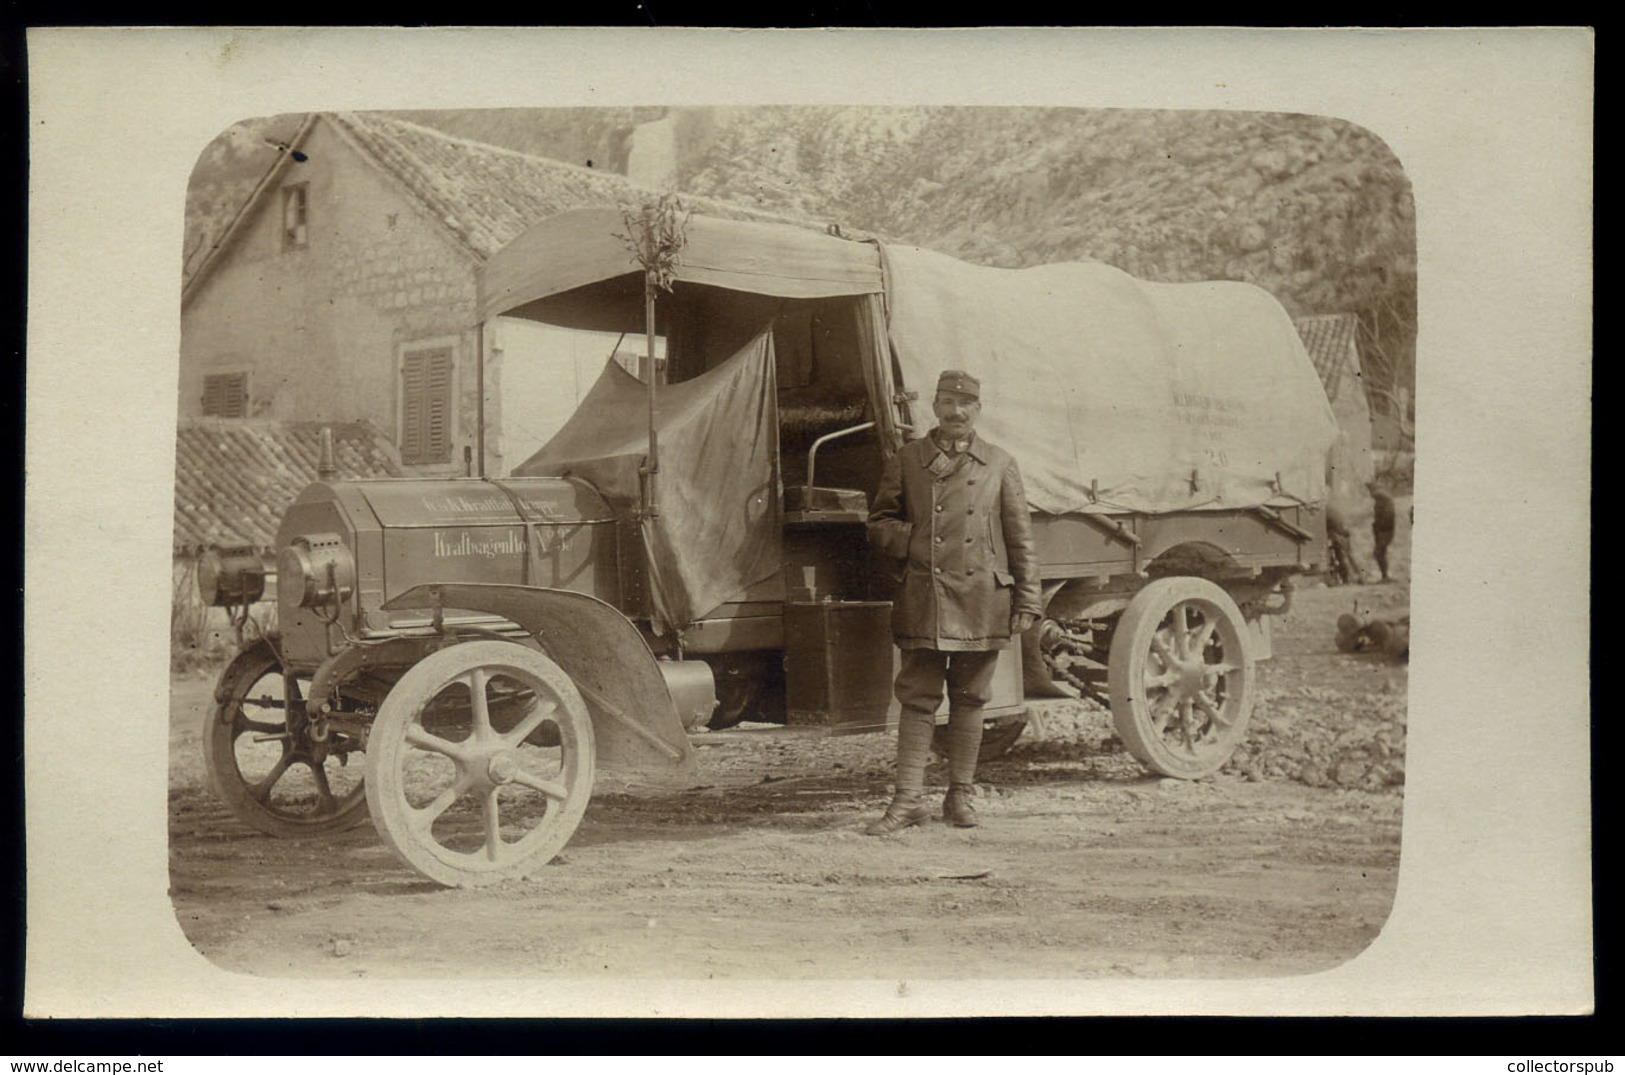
[935,370,981,399]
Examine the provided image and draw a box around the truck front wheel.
[365,641,595,887]
[1106,577,1255,779]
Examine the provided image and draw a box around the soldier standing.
[864,371,1042,834]
[1371,484,1397,582]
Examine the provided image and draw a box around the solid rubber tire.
[364,641,594,887]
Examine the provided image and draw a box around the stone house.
[173,112,818,654]
[180,111,662,478]
[1295,312,1380,573]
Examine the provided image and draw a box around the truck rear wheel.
[365,641,595,888]
[930,713,1029,760]
[203,640,370,838]
[1107,577,1254,779]
[705,653,784,730]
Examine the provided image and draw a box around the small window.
[282,184,308,250]
[202,372,249,418]
[400,346,454,465]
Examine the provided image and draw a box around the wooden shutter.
[202,372,248,417]
[401,346,453,464]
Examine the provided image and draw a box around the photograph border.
[22,26,1594,1018]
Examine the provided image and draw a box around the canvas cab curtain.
[513,331,780,634]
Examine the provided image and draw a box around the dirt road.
[168,517,1409,982]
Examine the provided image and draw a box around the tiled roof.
[328,112,817,261]
[1294,312,1361,404]
[185,112,846,305]
[329,112,644,260]
[174,418,404,552]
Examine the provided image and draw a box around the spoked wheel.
[1106,577,1254,779]
[365,641,594,887]
[203,639,370,837]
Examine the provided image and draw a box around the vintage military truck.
[199,207,1338,886]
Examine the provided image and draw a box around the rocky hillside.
[670,106,1415,412]
[186,105,1416,417]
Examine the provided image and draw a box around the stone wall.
[180,118,499,476]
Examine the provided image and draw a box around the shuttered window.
[400,346,454,465]
[201,372,249,417]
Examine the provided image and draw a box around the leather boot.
[865,793,931,836]
[867,707,935,836]
[943,783,979,828]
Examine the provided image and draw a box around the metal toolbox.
[783,600,894,734]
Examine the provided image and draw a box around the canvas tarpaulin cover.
[478,208,884,327]
[882,244,1339,517]
[512,332,779,633]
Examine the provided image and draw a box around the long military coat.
[867,432,1043,651]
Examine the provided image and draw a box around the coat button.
[934,567,942,574]
[935,505,943,513]
[965,537,973,543]
[934,536,943,544]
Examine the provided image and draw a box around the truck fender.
[382,583,699,789]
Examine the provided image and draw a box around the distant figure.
[1325,503,1355,586]
[1371,486,1397,582]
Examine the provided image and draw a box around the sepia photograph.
[23,28,1592,1018]
[167,103,1413,980]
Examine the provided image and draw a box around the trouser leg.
[891,648,948,795]
[944,649,1001,787]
